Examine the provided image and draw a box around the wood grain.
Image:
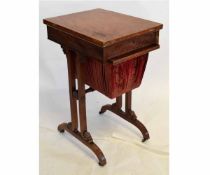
[44,8,162,47]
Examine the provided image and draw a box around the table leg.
[57,48,78,131]
[57,48,106,166]
[116,96,122,108]
[67,50,78,131]
[75,54,96,142]
[125,91,132,114]
[99,91,150,142]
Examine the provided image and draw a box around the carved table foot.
[99,103,150,142]
[99,104,112,114]
[58,122,106,166]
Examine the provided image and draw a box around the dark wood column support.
[76,55,88,134]
[116,96,122,108]
[58,47,106,166]
[99,91,150,142]
[64,48,78,131]
[125,91,132,114]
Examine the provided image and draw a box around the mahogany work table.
[43,8,163,166]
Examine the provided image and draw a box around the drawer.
[103,31,159,60]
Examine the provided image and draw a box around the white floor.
[40,86,168,175]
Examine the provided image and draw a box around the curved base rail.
[58,122,107,166]
[99,103,150,142]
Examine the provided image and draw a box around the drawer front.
[104,31,158,60]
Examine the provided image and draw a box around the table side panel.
[47,26,103,60]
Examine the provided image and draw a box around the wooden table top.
[43,8,162,47]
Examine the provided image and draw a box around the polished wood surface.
[44,8,162,47]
